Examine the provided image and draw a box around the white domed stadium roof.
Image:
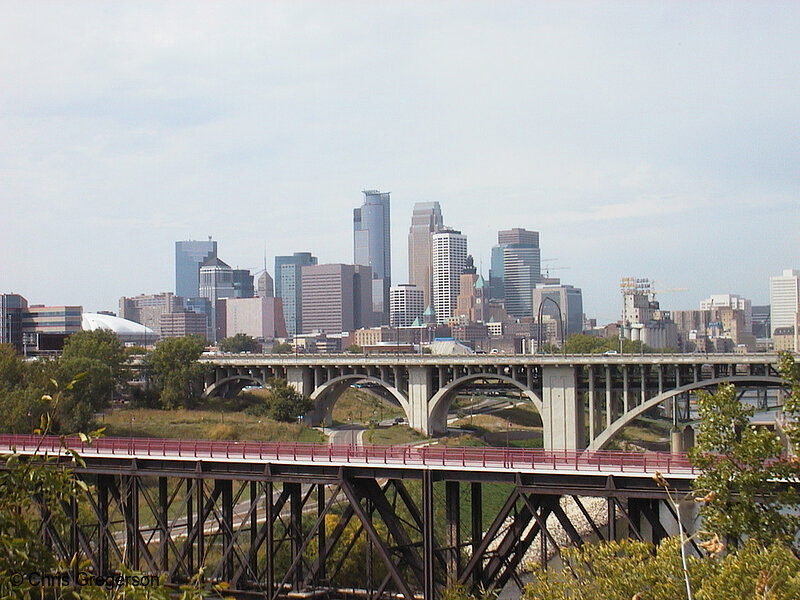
[82,313,155,342]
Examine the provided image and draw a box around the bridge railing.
[0,434,696,476]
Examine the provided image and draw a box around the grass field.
[100,407,325,443]
[449,401,543,448]
[364,425,428,445]
[331,387,404,425]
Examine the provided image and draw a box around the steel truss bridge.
[199,353,788,450]
[2,434,697,599]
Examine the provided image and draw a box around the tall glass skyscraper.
[407,201,444,311]
[489,228,541,318]
[275,252,318,336]
[175,238,217,299]
[354,190,391,323]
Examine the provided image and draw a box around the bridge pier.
[287,366,314,396]
[541,365,585,450]
[408,366,433,434]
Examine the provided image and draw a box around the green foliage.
[61,329,128,385]
[563,333,656,354]
[0,378,97,596]
[250,378,313,422]
[0,378,217,599]
[346,343,363,354]
[778,351,800,450]
[521,538,800,600]
[442,583,497,600]
[0,343,27,388]
[0,339,120,434]
[271,342,293,354]
[218,333,258,353]
[689,381,800,549]
[146,336,208,409]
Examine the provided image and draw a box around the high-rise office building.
[408,202,444,311]
[432,228,468,323]
[23,305,84,352]
[199,257,234,342]
[301,264,373,334]
[159,311,208,340]
[1,293,28,353]
[498,228,539,246]
[700,294,752,332]
[275,252,318,336]
[354,190,391,323]
[225,296,288,340]
[257,271,274,298]
[390,284,425,327]
[769,269,800,337]
[489,228,541,318]
[175,238,217,299]
[752,305,771,339]
[533,284,584,337]
[232,269,255,298]
[455,256,489,324]
[119,292,184,336]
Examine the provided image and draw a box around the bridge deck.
[0,434,695,480]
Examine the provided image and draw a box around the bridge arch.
[307,374,410,427]
[428,373,543,436]
[586,375,786,451]
[203,374,267,398]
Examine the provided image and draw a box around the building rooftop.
[82,313,155,337]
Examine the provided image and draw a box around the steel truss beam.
[21,457,694,600]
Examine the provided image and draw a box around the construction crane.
[650,286,688,300]
[541,259,570,279]
[620,277,687,299]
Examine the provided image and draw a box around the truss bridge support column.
[542,365,585,450]
[446,480,461,586]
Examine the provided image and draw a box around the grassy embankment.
[101,392,324,443]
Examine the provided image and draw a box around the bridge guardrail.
[0,434,695,476]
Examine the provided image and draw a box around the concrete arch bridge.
[200,353,788,451]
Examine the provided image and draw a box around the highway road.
[326,424,365,446]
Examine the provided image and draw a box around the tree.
[272,342,293,354]
[46,357,113,432]
[689,355,800,549]
[61,329,128,384]
[0,343,27,388]
[260,378,313,422]
[346,343,363,354]
[0,379,215,599]
[520,538,800,600]
[563,333,654,355]
[146,336,208,409]
[218,333,259,353]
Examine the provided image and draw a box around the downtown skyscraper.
[432,228,468,323]
[489,228,541,318]
[354,190,391,323]
[407,201,444,311]
[275,252,318,336]
[175,238,217,299]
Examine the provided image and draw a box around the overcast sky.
[1,1,798,323]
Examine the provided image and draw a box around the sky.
[1,1,798,324]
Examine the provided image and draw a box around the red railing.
[0,434,695,476]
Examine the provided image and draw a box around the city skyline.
[1,3,797,323]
